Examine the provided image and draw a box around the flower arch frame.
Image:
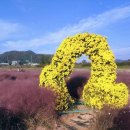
[39,33,128,110]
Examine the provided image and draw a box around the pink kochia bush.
[0,70,40,81]
[116,71,130,89]
[0,70,56,117]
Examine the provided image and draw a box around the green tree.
[40,55,52,65]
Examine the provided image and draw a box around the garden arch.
[39,33,128,110]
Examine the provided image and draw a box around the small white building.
[31,63,40,67]
[12,61,18,66]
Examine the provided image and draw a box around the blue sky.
[0,0,130,60]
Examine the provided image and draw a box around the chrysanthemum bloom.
[39,33,128,110]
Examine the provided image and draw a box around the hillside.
[0,50,53,64]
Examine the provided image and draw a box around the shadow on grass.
[0,74,17,81]
[0,107,27,130]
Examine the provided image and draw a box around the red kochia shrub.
[0,72,56,117]
[116,71,130,89]
[66,69,89,99]
[0,70,56,129]
[0,70,40,81]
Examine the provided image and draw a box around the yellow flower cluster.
[39,33,128,110]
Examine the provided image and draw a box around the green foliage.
[40,54,52,65]
[116,61,130,66]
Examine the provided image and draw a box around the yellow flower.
[39,33,128,110]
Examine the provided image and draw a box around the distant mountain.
[0,50,53,64]
[116,59,130,63]
[0,50,129,64]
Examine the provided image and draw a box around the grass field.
[0,67,130,129]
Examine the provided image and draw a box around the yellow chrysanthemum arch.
[39,33,128,110]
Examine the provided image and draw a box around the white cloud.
[0,20,24,40]
[41,5,130,45]
[1,5,130,56]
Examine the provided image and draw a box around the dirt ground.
[53,101,97,130]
